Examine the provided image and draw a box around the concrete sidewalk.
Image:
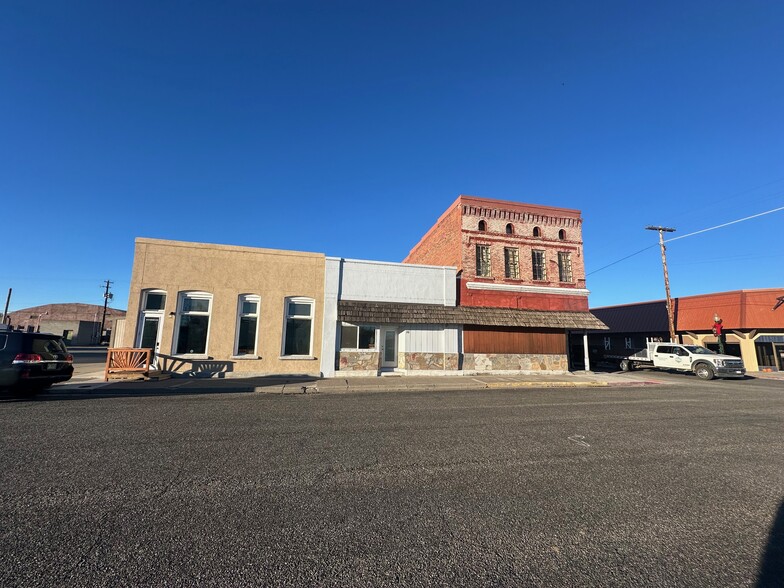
[296,372,653,394]
[60,369,657,395]
[61,365,782,396]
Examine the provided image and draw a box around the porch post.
[583,330,591,373]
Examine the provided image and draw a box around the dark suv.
[0,326,74,393]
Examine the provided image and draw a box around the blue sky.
[2,0,782,313]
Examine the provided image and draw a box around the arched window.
[505,223,514,235]
[559,229,566,240]
[141,289,166,312]
[478,220,486,231]
[533,226,541,238]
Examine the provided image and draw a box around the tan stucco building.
[123,238,326,377]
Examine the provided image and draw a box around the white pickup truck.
[618,342,746,380]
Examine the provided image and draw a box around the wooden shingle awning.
[337,300,608,330]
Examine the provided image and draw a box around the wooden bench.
[105,348,153,381]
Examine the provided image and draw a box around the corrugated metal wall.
[464,326,565,354]
[405,326,459,353]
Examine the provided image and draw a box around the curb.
[252,380,617,394]
[485,381,609,389]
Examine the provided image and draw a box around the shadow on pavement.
[757,498,784,587]
[2,376,320,402]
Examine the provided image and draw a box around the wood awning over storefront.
[337,300,608,330]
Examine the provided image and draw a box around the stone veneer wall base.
[462,353,569,372]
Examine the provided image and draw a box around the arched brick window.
[505,223,513,235]
[559,229,566,240]
[533,226,541,237]
[478,220,487,231]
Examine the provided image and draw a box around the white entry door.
[137,313,164,368]
[380,328,398,368]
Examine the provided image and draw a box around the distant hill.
[4,303,126,328]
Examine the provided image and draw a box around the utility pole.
[646,226,676,342]
[1,288,10,325]
[99,280,113,345]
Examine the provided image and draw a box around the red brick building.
[404,195,603,371]
[405,195,589,311]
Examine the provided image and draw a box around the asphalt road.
[1,381,783,587]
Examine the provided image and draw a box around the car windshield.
[683,345,715,355]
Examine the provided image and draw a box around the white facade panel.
[335,258,457,306]
[320,258,341,377]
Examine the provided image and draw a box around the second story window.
[504,247,519,279]
[478,220,487,231]
[558,252,573,282]
[505,223,514,235]
[533,226,541,238]
[532,250,546,281]
[476,245,491,277]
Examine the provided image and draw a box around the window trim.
[281,296,315,358]
[233,294,260,357]
[172,291,213,357]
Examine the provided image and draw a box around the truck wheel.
[619,359,632,372]
[694,363,715,381]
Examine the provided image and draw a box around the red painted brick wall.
[459,279,589,311]
[403,199,463,268]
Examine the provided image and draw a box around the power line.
[586,244,657,276]
[587,203,784,276]
[665,178,784,225]
[665,205,784,243]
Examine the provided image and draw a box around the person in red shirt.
[712,316,726,354]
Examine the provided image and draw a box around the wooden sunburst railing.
[105,348,153,381]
